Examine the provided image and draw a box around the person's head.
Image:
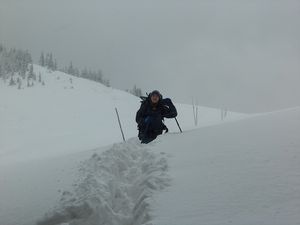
[150,90,161,104]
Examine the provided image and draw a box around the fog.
[1,0,299,112]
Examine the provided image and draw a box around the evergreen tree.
[17,77,22,89]
[68,61,74,75]
[39,52,45,67]
[20,65,26,79]
[81,67,88,78]
[130,85,142,97]
[27,77,30,87]
[9,76,16,86]
[97,70,103,83]
[48,53,54,70]
[54,59,57,71]
[28,64,34,79]
[0,44,32,79]
[74,68,80,77]
[45,53,50,68]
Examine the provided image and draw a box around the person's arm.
[136,103,146,124]
[162,98,177,118]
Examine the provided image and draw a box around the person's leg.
[140,117,163,144]
[141,136,156,144]
[138,121,147,140]
[162,123,168,133]
[138,129,144,140]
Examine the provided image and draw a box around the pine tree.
[97,70,103,83]
[28,64,34,79]
[48,53,54,70]
[17,77,22,89]
[74,68,80,77]
[39,52,45,67]
[0,45,32,79]
[54,59,57,71]
[81,67,88,78]
[45,53,50,68]
[9,76,16,86]
[68,61,74,75]
[130,85,142,97]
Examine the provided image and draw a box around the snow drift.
[0,65,249,225]
[36,139,170,225]
[151,107,300,225]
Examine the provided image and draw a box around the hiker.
[136,90,177,144]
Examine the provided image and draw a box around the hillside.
[151,107,300,225]
[32,107,300,225]
[0,65,246,165]
[0,65,247,225]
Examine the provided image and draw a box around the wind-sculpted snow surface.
[36,139,170,225]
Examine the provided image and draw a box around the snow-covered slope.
[32,107,300,225]
[0,65,138,165]
[2,106,298,225]
[1,66,299,225]
[0,65,249,225]
[151,107,300,225]
[30,107,300,225]
[0,65,246,165]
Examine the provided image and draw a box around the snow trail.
[36,138,170,225]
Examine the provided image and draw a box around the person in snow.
[136,90,177,143]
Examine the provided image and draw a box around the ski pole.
[175,117,182,133]
[115,107,125,142]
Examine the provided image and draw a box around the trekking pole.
[115,107,125,142]
[175,117,183,133]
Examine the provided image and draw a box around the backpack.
[139,95,177,119]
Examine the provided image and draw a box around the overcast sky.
[1,0,299,112]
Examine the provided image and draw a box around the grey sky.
[1,0,300,112]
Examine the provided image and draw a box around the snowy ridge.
[0,65,248,225]
[0,64,247,165]
[150,107,300,225]
[36,139,170,225]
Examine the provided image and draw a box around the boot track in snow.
[37,138,170,225]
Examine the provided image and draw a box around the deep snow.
[36,139,170,225]
[26,107,300,225]
[150,107,300,225]
[5,65,298,225]
[0,65,245,165]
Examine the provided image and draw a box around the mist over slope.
[1,65,299,225]
[0,65,248,225]
[0,64,246,164]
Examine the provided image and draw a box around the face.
[150,94,160,104]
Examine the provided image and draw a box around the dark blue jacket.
[136,97,177,131]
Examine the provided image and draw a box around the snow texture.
[0,64,250,225]
[36,139,170,225]
[0,65,246,165]
[151,107,300,225]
